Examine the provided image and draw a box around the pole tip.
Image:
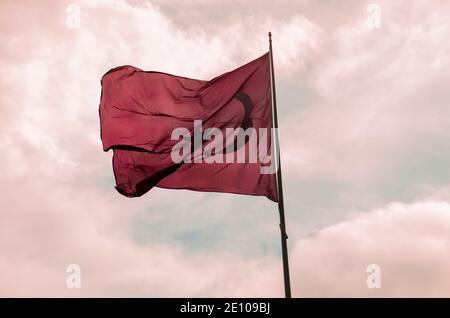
[268,31,272,38]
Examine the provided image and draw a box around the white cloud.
[291,200,450,297]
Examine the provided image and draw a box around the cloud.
[0,172,282,297]
[2,174,450,297]
[282,0,450,182]
[277,0,450,233]
[291,200,450,297]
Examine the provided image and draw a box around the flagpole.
[268,32,292,298]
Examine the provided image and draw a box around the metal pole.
[268,32,292,298]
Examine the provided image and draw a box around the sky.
[1,0,450,297]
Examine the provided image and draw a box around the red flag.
[99,53,277,201]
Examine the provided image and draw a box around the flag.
[99,53,277,201]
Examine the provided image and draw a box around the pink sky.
[1,0,450,297]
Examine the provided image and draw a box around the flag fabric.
[99,53,277,201]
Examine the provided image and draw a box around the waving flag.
[99,53,277,201]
